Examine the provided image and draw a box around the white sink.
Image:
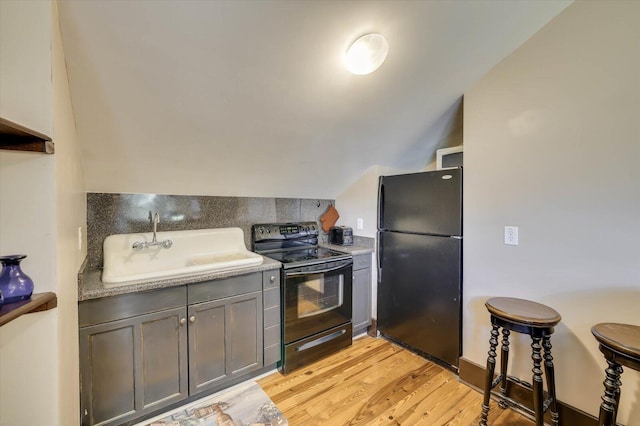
[102,227,263,287]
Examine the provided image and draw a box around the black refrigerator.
[377,168,462,370]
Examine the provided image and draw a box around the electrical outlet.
[504,226,518,245]
[356,218,364,230]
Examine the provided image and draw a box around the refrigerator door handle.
[378,178,385,230]
[377,231,383,281]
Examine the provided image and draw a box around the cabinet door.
[352,267,372,335]
[80,320,136,426]
[139,308,189,411]
[80,307,187,426]
[228,291,263,375]
[188,298,227,394]
[188,291,263,395]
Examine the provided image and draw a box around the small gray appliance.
[329,226,353,246]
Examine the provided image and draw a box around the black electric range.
[251,221,353,373]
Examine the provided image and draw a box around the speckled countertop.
[78,236,374,302]
[321,235,375,255]
[78,256,281,301]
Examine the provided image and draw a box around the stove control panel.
[252,221,319,242]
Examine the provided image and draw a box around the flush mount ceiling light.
[345,33,389,75]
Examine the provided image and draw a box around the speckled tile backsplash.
[87,193,334,268]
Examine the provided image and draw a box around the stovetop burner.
[252,222,351,268]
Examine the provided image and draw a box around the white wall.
[463,1,640,424]
[336,165,383,320]
[0,0,53,135]
[335,165,382,239]
[0,1,85,425]
[0,1,59,425]
[52,0,87,424]
[0,150,59,426]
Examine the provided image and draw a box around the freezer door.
[377,231,461,368]
[379,169,462,236]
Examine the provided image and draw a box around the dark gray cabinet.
[79,295,188,426]
[352,253,372,336]
[187,290,263,394]
[263,270,281,365]
[79,270,279,426]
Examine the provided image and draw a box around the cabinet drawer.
[264,306,280,328]
[263,288,280,310]
[188,272,261,304]
[353,253,371,271]
[263,270,281,289]
[79,286,186,328]
[264,324,280,347]
[264,344,281,366]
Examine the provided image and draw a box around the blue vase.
[0,255,34,304]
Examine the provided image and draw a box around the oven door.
[283,258,353,344]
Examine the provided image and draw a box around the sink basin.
[102,227,263,286]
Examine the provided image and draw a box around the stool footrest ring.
[490,387,556,416]
[489,374,533,392]
[508,374,532,390]
[491,374,505,389]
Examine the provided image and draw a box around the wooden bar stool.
[591,323,640,426]
[479,297,561,426]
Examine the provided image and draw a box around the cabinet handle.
[189,316,196,323]
[270,275,276,283]
[180,317,187,326]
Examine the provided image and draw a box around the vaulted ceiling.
[58,0,571,199]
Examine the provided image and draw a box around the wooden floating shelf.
[0,292,58,327]
[0,117,54,154]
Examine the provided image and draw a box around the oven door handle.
[285,262,350,277]
[295,329,347,352]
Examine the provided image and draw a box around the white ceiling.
[58,0,571,199]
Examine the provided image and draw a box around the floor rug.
[136,381,288,426]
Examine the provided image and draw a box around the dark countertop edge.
[321,235,375,255]
[78,256,281,302]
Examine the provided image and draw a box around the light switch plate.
[356,217,364,230]
[504,226,519,245]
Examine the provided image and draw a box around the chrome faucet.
[151,212,160,243]
[132,211,173,251]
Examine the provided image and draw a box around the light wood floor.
[258,336,534,426]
